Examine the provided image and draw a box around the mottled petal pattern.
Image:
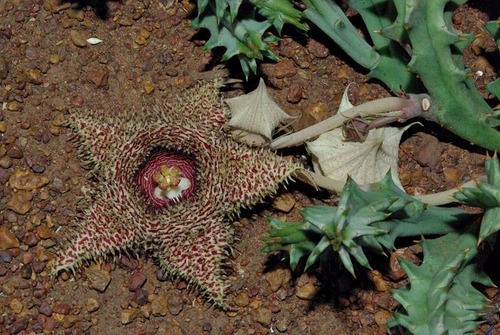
[54,80,301,305]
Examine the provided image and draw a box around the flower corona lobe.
[136,151,196,208]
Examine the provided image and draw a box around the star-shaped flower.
[54,80,301,305]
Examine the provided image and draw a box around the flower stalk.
[270,93,431,150]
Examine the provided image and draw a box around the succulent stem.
[301,0,380,70]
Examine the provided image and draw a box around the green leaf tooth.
[289,241,317,269]
[358,235,386,255]
[349,245,371,270]
[196,0,210,17]
[453,33,475,52]
[214,0,228,23]
[479,208,500,244]
[486,154,500,187]
[252,0,309,33]
[487,79,500,100]
[304,235,330,270]
[228,0,242,22]
[485,19,500,46]
[478,183,500,206]
[397,257,420,281]
[338,247,356,277]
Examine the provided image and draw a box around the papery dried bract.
[306,86,415,189]
[226,78,294,146]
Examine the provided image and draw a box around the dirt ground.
[0,0,498,334]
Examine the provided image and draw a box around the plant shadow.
[59,0,122,19]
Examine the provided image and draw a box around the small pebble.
[167,294,184,315]
[8,318,28,334]
[86,66,109,88]
[67,8,84,21]
[374,310,391,330]
[39,301,53,316]
[135,35,148,46]
[4,211,18,223]
[201,321,212,332]
[52,302,71,315]
[272,193,296,213]
[26,68,43,85]
[121,308,139,325]
[36,225,52,239]
[7,101,22,111]
[443,167,461,186]
[20,263,32,279]
[306,38,330,58]
[9,169,49,190]
[275,313,292,332]
[86,298,100,312]
[0,156,13,168]
[85,266,112,292]
[233,291,250,307]
[304,102,329,122]
[49,54,59,64]
[69,29,87,47]
[0,55,9,79]
[254,307,272,327]
[151,293,169,316]
[0,226,20,250]
[286,83,303,103]
[31,163,45,173]
[0,250,13,262]
[415,135,442,168]
[24,231,39,247]
[131,288,148,306]
[0,264,7,276]
[7,145,23,159]
[32,260,46,273]
[7,190,33,215]
[295,281,317,300]
[143,80,156,94]
[156,268,168,281]
[10,298,23,314]
[128,271,147,292]
[265,268,291,292]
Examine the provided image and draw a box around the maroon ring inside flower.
[136,151,196,208]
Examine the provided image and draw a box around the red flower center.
[136,151,196,208]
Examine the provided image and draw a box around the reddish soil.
[0,0,497,334]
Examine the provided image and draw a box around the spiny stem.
[270,94,431,150]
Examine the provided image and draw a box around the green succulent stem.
[394,0,500,151]
[348,0,422,92]
[301,0,380,70]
